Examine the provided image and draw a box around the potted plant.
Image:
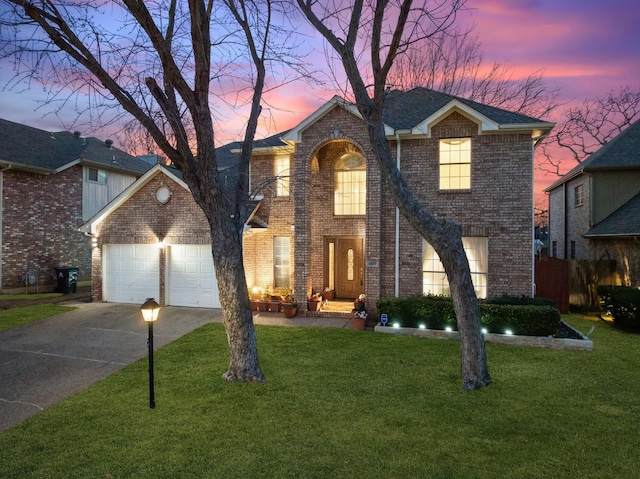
[249,286,261,311]
[307,292,323,311]
[322,287,335,301]
[281,294,298,318]
[352,294,367,329]
[258,288,270,312]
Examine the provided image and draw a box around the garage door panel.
[168,245,220,308]
[103,245,160,304]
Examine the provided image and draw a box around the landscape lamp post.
[140,298,161,409]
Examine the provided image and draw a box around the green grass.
[1,315,639,478]
[0,293,62,301]
[0,304,76,332]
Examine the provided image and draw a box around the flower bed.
[374,320,592,351]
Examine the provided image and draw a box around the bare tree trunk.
[297,0,492,389]
[365,120,491,390]
[438,231,491,390]
[209,222,264,382]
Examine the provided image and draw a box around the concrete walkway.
[0,301,354,432]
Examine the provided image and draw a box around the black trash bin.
[55,267,79,294]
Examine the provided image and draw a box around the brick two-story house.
[546,118,640,288]
[82,88,553,311]
[0,119,151,291]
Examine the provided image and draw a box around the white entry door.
[167,245,220,308]
[103,244,160,304]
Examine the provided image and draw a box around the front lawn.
[0,304,76,332]
[0,315,638,478]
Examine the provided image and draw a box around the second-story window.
[334,152,366,215]
[439,138,471,190]
[575,184,584,207]
[87,167,107,185]
[274,155,290,197]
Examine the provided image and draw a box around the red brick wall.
[92,172,211,302]
[291,108,535,309]
[243,153,295,294]
[91,107,537,308]
[2,166,91,290]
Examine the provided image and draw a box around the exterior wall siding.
[292,107,381,307]
[289,108,536,308]
[548,186,565,258]
[2,166,91,290]
[82,166,138,221]
[383,112,535,299]
[244,152,295,294]
[90,106,541,312]
[91,173,210,303]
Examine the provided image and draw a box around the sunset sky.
[1,0,638,196]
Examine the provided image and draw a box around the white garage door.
[103,244,160,304]
[168,245,220,308]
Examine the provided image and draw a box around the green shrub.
[376,295,561,336]
[377,295,456,330]
[480,304,560,336]
[484,295,557,307]
[598,285,640,331]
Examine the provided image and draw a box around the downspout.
[531,140,536,297]
[563,182,568,259]
[0,165,11,291]
[395,133,401,297]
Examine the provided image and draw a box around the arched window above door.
[334,151,366,215]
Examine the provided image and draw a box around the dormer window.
[87,167,107,185]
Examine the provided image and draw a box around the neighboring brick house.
[0,119,151,292]
[546,119,640,288]
[82,88,554,311]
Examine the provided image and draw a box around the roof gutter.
[0,160,56,175]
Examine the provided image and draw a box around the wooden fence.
[534,258,619,313]
[534,258,570,313]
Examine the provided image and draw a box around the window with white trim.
[87,167,107,185]
[423,237,488,298]
[274,236,290,288]
[575,184,584,207]
[439,138,471,190]
[334,152,366,215]
[274,155,290,197]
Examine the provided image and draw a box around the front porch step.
[306,300,353,318]
[320,300,353,312]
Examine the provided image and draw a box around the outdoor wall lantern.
[140,298,161,409]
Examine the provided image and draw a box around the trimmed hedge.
[598,286,640,332]
[376,295,561,336]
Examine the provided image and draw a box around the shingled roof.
[0,118,151,175]
[585,193,640,238]
[545,119,640,192]
[581,118,640,170]
[382,87,546,130]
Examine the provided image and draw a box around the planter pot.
[268,301,282,312]
[352,318,366,330]
[322,291,335,301]
[282,303,298,318]
[258,301,268,312]
[307,300,322,311]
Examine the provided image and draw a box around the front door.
[335,238,364,299]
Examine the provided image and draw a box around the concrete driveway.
[0,301,217,432]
